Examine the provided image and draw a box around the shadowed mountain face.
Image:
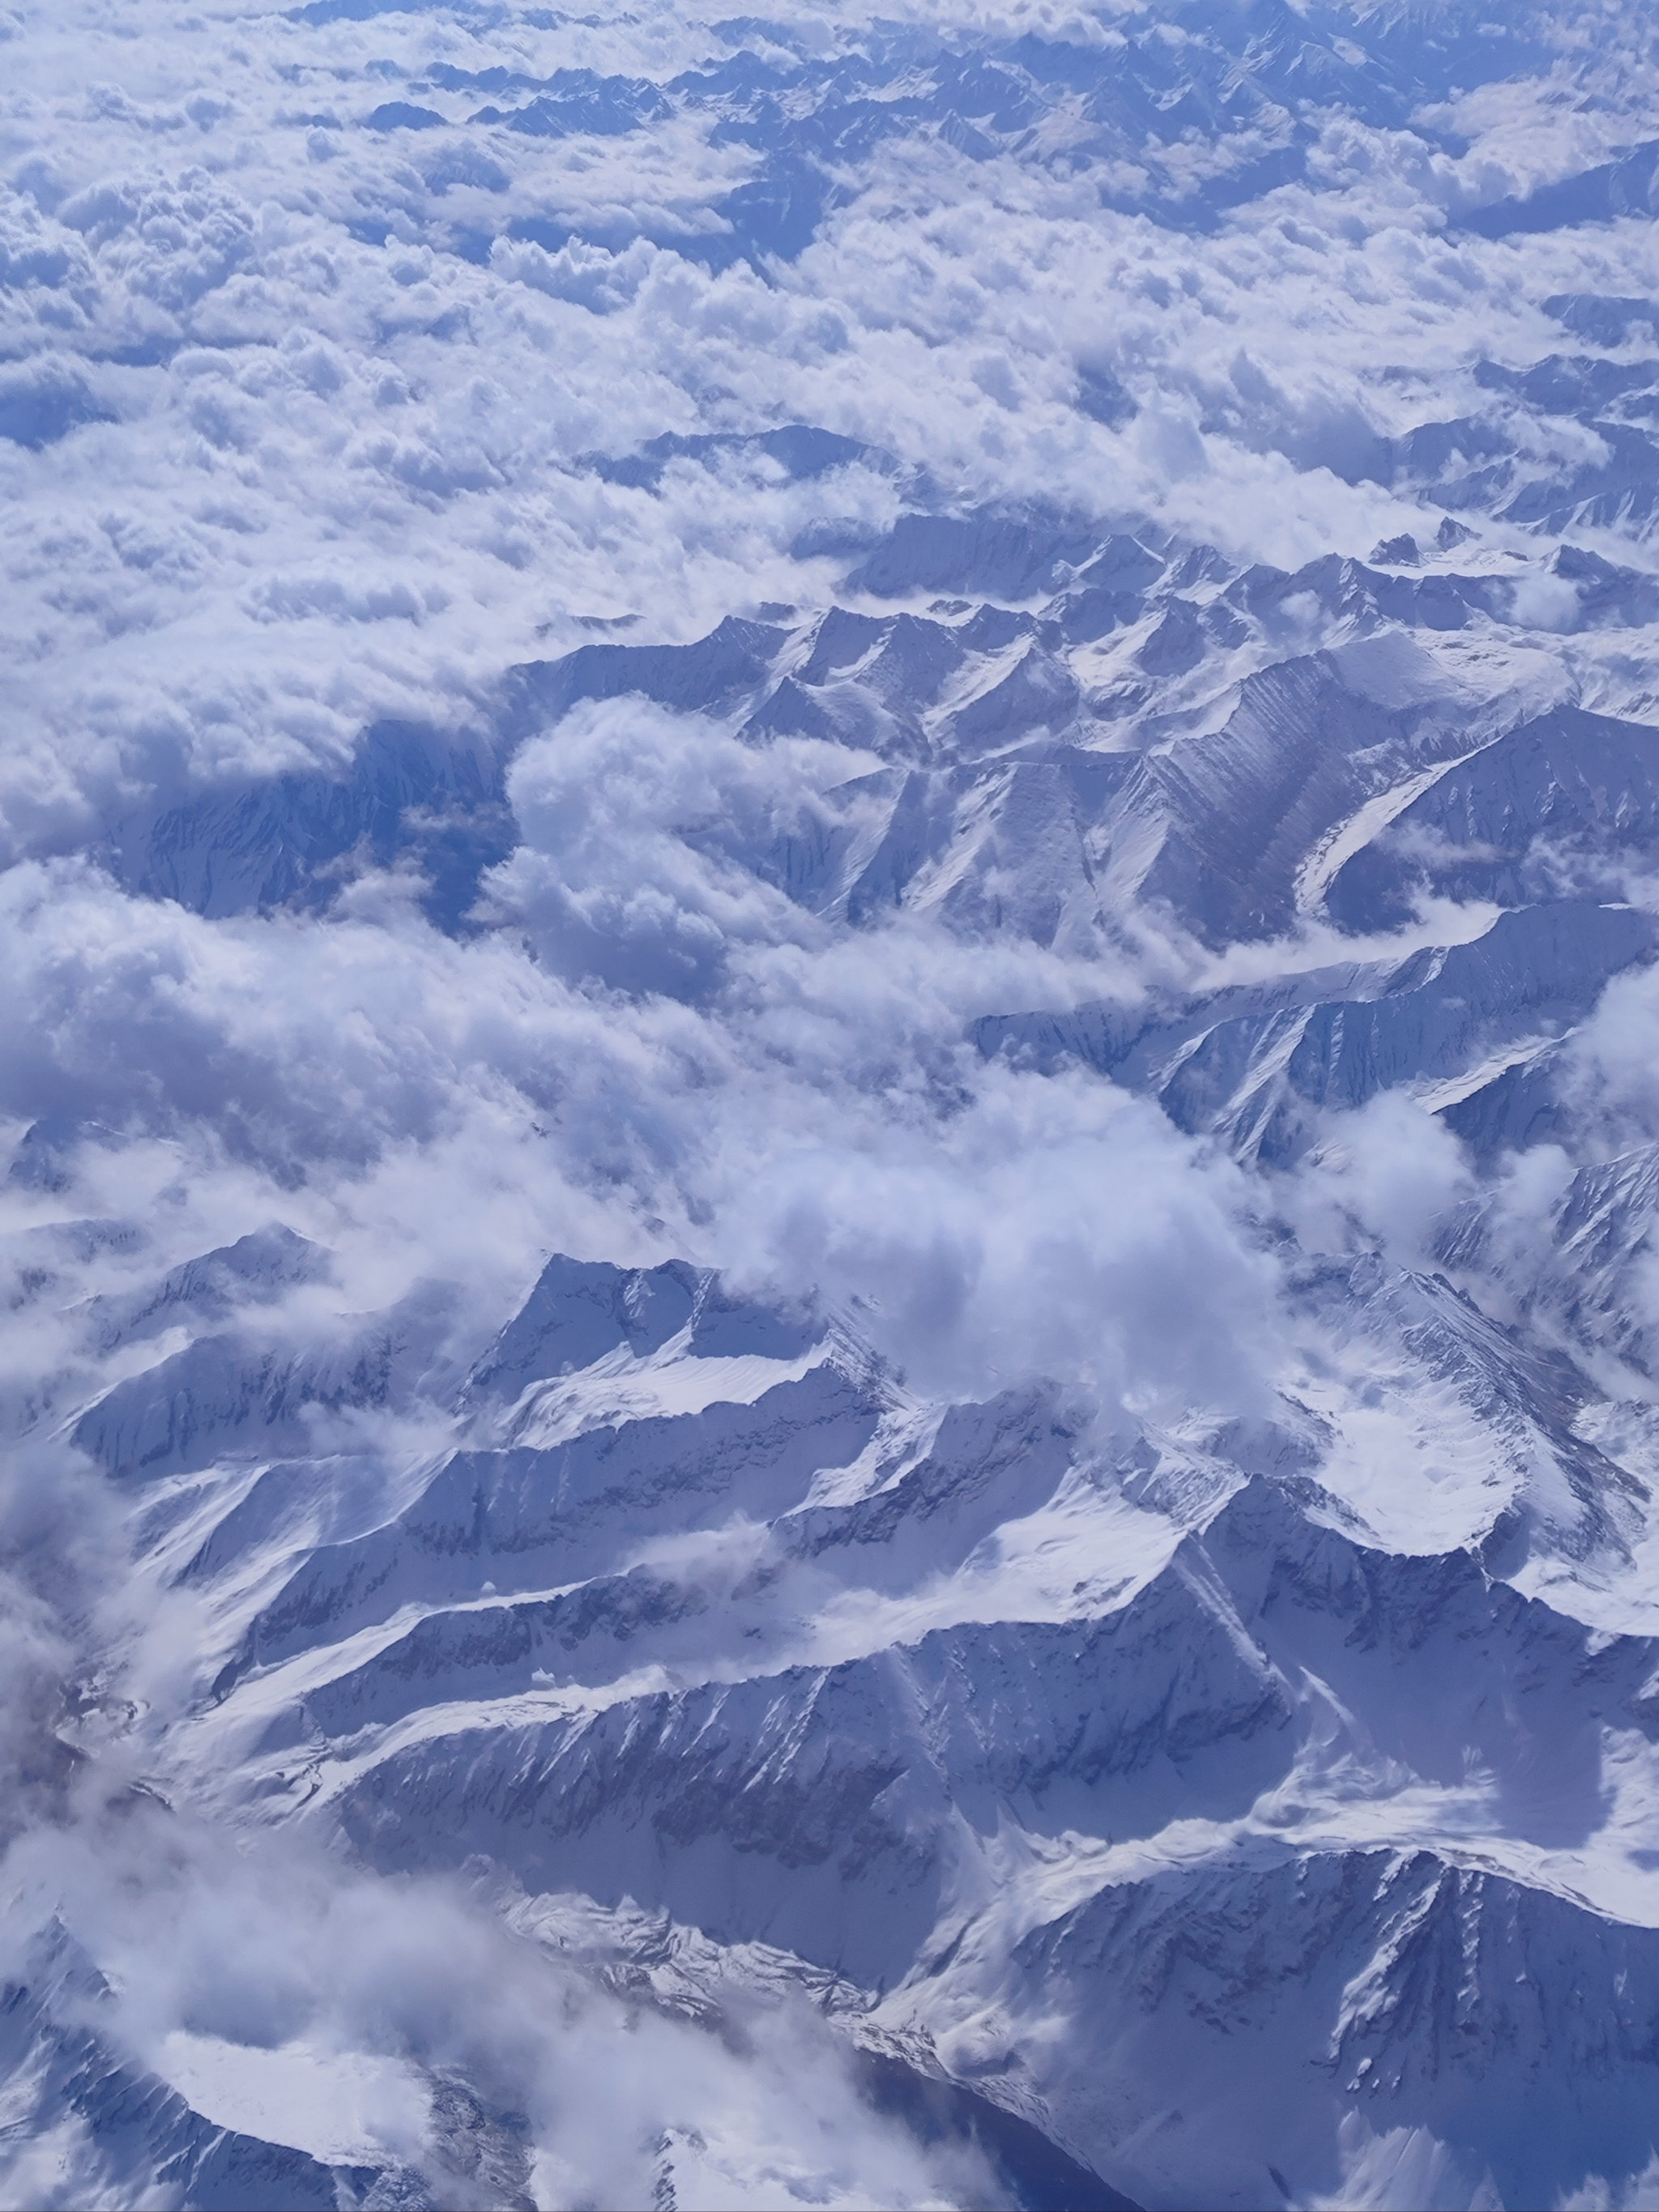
[9,2,1659,2209]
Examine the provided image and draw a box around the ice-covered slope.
[40,1210,1659,2206]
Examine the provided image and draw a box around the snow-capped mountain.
[6,2,1659,2207]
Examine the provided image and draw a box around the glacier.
[7,0,1659,2206]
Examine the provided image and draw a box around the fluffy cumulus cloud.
[6,0,1659,2205]
[0,0,1652,857]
